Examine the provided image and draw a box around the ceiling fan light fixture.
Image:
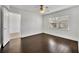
[40,5,46,13]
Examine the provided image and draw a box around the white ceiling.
[10,5,75,15]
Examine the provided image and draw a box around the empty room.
[0,5,79,53]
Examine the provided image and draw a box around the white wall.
[43,6,79,41]
[21,11,42,37]
[10,7,42,37]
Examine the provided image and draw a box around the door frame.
[1,6,10,49]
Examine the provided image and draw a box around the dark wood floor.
[0,33,78,53]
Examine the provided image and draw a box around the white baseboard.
[21,32,42,38]
[21,31,78,42]
[43,31,78,41]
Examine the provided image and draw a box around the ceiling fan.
[40,5,48,13]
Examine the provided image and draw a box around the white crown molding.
[10,5,41,15]
[43,5,76,15]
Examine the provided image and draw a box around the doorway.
[1,6,21,48]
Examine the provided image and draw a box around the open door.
[2,7,9,46]
[2,7,21,48]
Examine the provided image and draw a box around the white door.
[3,7,9,46]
